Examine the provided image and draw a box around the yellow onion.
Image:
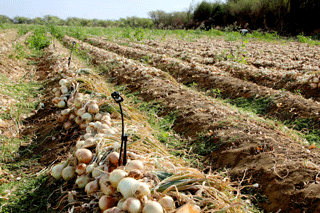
[99,173,109,185]
[67,97,74,107]
[75,116,83,125]
[101,183,116,196]
[108,152,119,166]
[57,100,66,108]
[55,90,61,97]
[125,160,144,172]
[74,98,82,108]
[87,101,99,114]
[128,169,143,180]
[62,166,76,181]
[158,196,175,211]
[75,163,87,175]
[75,148,93,164]
[51,161,67,179]
[86,162,98,174]
[76,174,90,188]
[117,177,137,199]
[99,195,118,211]
[63,120,72,130]
[109,169,128,188]
[85,179,99,194]
[122,197,142,213]
[61,86,68,94]
[132,181,150,199]
[82,112,93,122]
[142,201,163,213]
[52,97,61,104]
[92,165,105,178]
[103,207,122,213]
[76,108,86,117]
[79,122,87,129]
[95,113,103,120]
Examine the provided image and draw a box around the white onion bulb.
[85,179,99,194]
[142,201,163,213]
[62,166,76,181]
[117,177,137,199]
[158,196,175,211]
[109,169,128,188]
[132,181,150,199]
[122,197,142,213]
[51,161,67,179]
[75,148,93,164]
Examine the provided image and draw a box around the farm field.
[0,25,320,212]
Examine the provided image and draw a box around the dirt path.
[85,37,320,138]
[62,35,320,213]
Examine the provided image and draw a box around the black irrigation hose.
[111,91,127,166]
[68,41,76,67]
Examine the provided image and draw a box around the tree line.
[1,0,320,36]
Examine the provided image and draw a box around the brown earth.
[62,35,320,213]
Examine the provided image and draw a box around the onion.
[69,113,76,120]
[76,174,90,188]
[95,113,103,120]
[82,112,93,122]
[100,127,115,134]
[109,169,128,188]
[158,196,175,211]
[83,138,96,148]
[125,160,144,172]
[51,161,67,179]
[310,83,318,89]
[94,121,102,129]
[175,203,200,213]
[101,183,116,196]
[84,133,93,140]
[99,195,118,211]
[76,140,85,149]
[99,173,110,185]
[101,119,112,127]
[76,108,86,117]
[142,201,163,213]
[52,97,61,104]
[62,166,76,181]
[53,87,58,93]
[103,207,122,213]
[87,102,99,114]
[63,120,72,130]
[75,163,87,175]
[75,116,83,125]
[86,162,98,174]
[75,148,93,164]
[117,177,137,199]
[61,86,68,94]
[79,122,87,129]
[57,100,66,108]
[67,97,74,107]
[86,126,93,133]
[117,198,126,209]
[122,197,142,213]
[74,98,82,108]
[108,152,119,166]
[132,181,150,199]
[128,169,143,180]
[313,77,319,83]
[85,179,99,194]
[59,79,68,86]
[92,165,105,178]
[55,90,61,97]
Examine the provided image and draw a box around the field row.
[61,35,320,212]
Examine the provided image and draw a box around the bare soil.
[62,35,320,213]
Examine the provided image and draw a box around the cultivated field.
[1,25,320,213]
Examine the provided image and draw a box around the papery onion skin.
[142,201,163,213]
[109,169,128,188]
[99,195,118,211]
[75,148,93,164]
[85,179,99,194]
[62,166,76,181]
[75,163,87,175]
[122,197,142,213]
[158,196,175,211]
[108,152,120,166]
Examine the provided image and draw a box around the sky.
[0,0,208,20]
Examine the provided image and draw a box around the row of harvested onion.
[50,69,200,213]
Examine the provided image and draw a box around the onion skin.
[158,196,175,211]
[108,152,120,166]
[87,102,99,114]
[122,197,142,213]
[103,207,122,213]
[85,179,99,194]
[132,181,150,199]
[51,162,67,179]
[62,166,76,181]
[75,163,87,175]
[99,195,118,210]
[101,183,116,196]
[109,169,128,188]
[142,201,163,213]
[125,160,144,172]
[75,148,93,164]
[128,169,143,180]
[117,177,137,199]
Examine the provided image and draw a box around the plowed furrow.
[85,37,320,130]
[62,35,320,213]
